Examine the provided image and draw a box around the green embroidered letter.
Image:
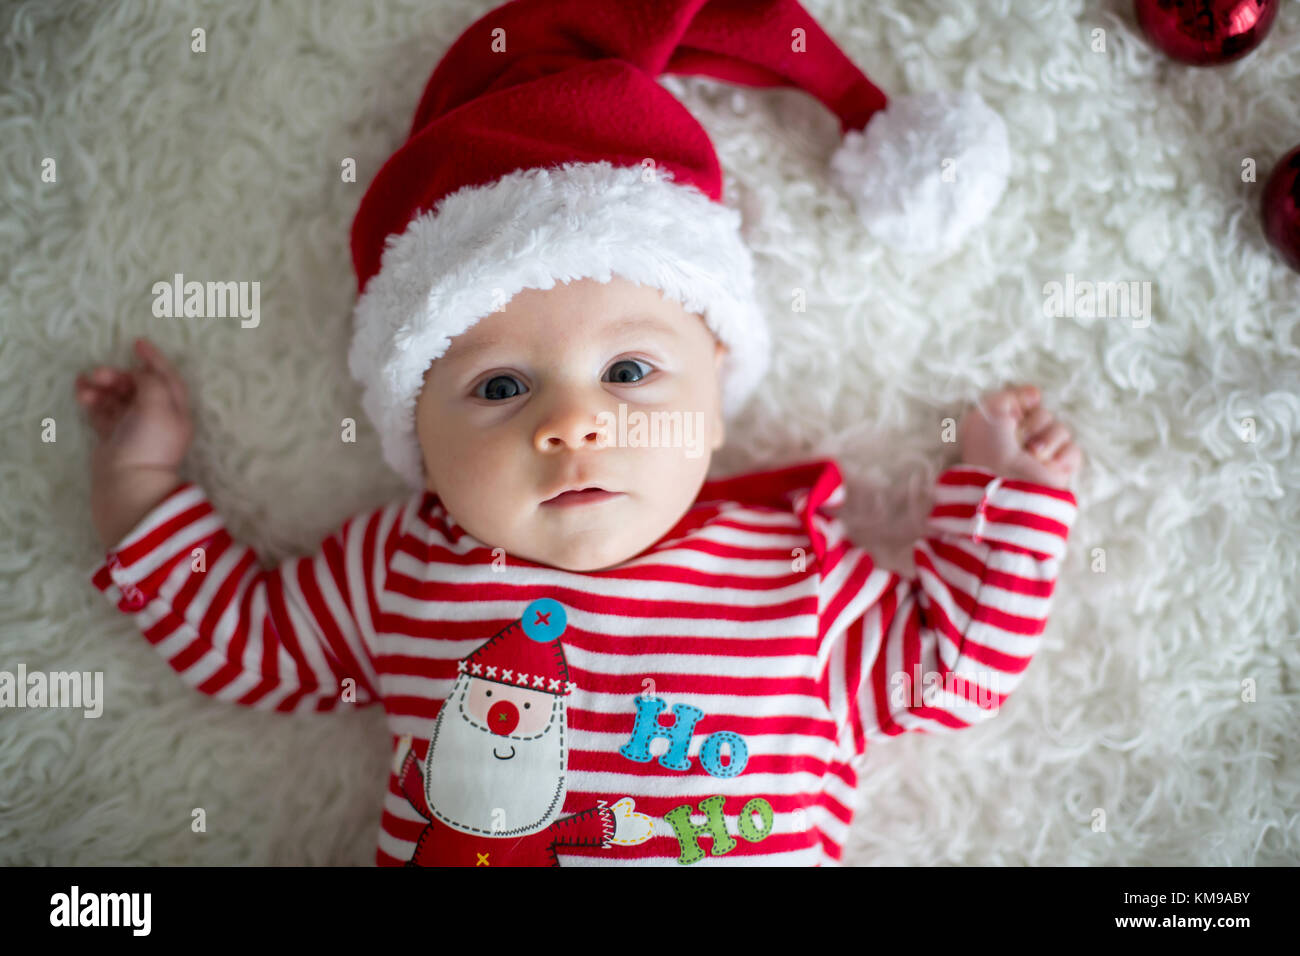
[664,795,736,864]
[737,797,775,843]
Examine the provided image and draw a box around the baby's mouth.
[541,487,623,507]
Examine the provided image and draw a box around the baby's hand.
[74,337,194,549]
[76,337,193,473]
[957,384,1082,490]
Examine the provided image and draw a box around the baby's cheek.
[639,443,711,495]
[435,439,518,518]
[475,469,530,524]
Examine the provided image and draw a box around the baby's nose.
[534,401,606,450]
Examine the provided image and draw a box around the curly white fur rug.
[2,0,1297,865]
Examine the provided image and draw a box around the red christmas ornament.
[1261,145,1300,273]
[1134,0,1279,65]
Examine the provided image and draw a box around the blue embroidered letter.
[698,731,748,778]
[618,697,703,771]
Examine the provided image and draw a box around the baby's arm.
[816,385,1081,753]
[76,338,386,712]
[76,338,195,553]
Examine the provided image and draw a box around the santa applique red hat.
[350,0,1011,489]
[459,598,576,696]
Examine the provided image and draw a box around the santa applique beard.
[397,598,651,866]
[424,674,567,835]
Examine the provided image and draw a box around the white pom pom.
[829,90,1010,255]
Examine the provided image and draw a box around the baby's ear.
[714,339,726,370]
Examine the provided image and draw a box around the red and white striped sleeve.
[811,464,1078,757]
[89,480,401,713]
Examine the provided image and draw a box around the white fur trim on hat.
[829,90,1011,255]
[348,161,769,490]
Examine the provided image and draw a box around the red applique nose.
[488,699,518,735]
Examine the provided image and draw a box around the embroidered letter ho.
[618,697,702,771]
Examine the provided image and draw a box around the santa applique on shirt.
[396,598,652,866]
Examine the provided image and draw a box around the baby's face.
[414,276,726,572]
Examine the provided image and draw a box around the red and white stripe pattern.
[91,460,1076,866]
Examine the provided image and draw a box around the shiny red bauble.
[1134,0,1279,65]
[1261,146,1300,273]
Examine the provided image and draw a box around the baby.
[76,0,1083,866]
[77,286,1080,867]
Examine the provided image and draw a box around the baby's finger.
[135,337,184,381]
[1028,422,1071,461]
[76,377,125,405]
[135,337,166,371]
[1012,384,1042,414]
[1018,406,1053,441]
[980,383,1041,422]
[85,393,123,440]
[110,373,137,402]
[86,366,128,394]
[135,338,188,414]
[75,382,104,406]
[974,391,1014,425]
[75,381,101,409]
[1047,442,1083,475]
[133,366,177,411]
[168,366,190,417]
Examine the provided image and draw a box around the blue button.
[521,598,566,642]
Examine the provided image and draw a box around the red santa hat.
[459,599,574,696]
[350,0,1011,489]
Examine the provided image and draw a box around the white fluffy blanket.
[2,0,1296,865]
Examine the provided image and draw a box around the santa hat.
[459,599,574,696]
[350,0,1011,489]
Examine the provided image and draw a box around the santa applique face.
[396,598,651,866]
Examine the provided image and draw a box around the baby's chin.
[511,519,657,572]
[469,500,666,572]
[495,539,643,573]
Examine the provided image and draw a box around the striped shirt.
[91,459,1077,866]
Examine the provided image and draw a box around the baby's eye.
[604,359,652,384]
[476,374,528,401]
